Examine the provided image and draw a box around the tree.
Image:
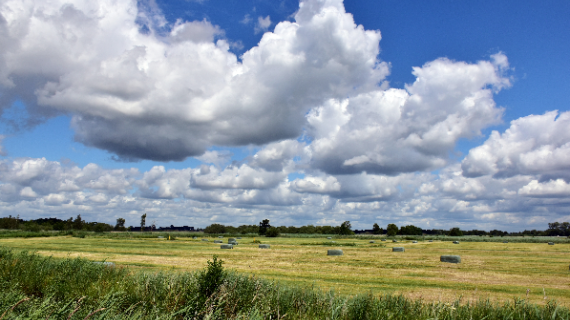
[140,213,147,232]
[399,225,423,235]
[339,221,354,235]
[73,214,84,230]
[387,224,398,237]
[115,218,126,231]
[204,224,226,234]
[259,219,271,235]
[265,227,280,237]
[449,227,463,236]
[372,223,382,235]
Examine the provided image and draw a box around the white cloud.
[462,110,570,179]
[255,15,271,34]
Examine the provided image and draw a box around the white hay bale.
[440,255,461,263]
[369,240,375,243]
[548,242,554,245]
[192,236,197,239]
[157,236,164,239]
[220,244,233,249]
[392,247,405,252]
[93,261,115,268]
[412,241,418,243]
[327,237,332,240]
[202,239,208,242]
[259,244,270,249]
[453,241,460,244]
[218,236,223,238]
[327,249,343,256]
[214,240,223,243]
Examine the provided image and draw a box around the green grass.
[1,248,569,319]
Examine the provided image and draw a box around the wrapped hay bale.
[157,236,164,239]
[503,241,508,243]
[214,240,223,243]
[392,239,398,243]
[228,239,238,245]
[327,249,343,256]
[381,239,386,242]
[453,241,460,244]
[412,241,418,243]
[259,244,270,249]
[220,244,233,249]
[202,239,209,242]
[327,237,332,240]
[392,247,405,252]
[548,242,555,245]
[440,255,461,263]
[237,237,242,239]
[192,236,197,239]
[369,240,375,243]
[218,236,223,238]
[228,238,236,242]
[428,240,433,242]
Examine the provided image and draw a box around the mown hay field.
[1,235,569,306]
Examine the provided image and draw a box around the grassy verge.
[1,248,569,319]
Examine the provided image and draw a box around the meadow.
[1,233,568,307]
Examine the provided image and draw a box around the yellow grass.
[1,236,569,306]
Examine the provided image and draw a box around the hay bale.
[327,237,332,240]
[428,240,433,242]
[548,242,554,245]
[93,261,115,268]
[503,241,508,243]
[392,247,405,252]
[228,238,236,242]
[369,240,375,243]
[259,244,270,249]
[412,241,418,243]
[214,240,223,243]
[440,255,461,263]
[157,236,164,239]
[220,244,233,249]
[237,237,242,239]
[202,239,208,242]
[327,249,343,256]
[192,236,197,239]
[381,239,386,242]
[392,239,398,243]
[218,236,223,238]
[453,241,460,244]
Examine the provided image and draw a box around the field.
[1,234,569,307]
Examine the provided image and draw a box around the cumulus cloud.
[307,55,509,175]
[255,15,271,34]
[461,110,570,179]
[1,0,388,161]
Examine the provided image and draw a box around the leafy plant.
[197,255,226,297]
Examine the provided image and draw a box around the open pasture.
[1,235,569,306]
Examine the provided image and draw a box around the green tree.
[265,227,280,237]
[73,214,84,230]
[372,223,382,235]
[115,218,126,231]
[198,255,226,298]
[204,223,227,234]
[399,225,423,235]
[387,223,398,237]
[140,213,147,232]
[339,221,354,235]
[259,219,271,235]
[449,227,463,236]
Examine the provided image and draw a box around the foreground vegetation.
[1,248,569,319]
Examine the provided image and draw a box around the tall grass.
[1,248,568,319]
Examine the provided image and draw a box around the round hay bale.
[392,247,405,252]
[548,242,554,245]
[201,239,209,242]
[327,237,332,240]
[259,244,270,249]
[220,244,233,249]
[327,249,343,256]
[214,240,223,243]
[93,261,115,267]
[412,241,418,243]
[369,240,375,243]
[440,255,461,263]
[453,241,460,244]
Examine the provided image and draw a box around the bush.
[265,227,280,237]
[197,255,226,297]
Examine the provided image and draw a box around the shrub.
[265,227,280,237]
[197,255,226,297]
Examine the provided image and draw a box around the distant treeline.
[1,214,569,237]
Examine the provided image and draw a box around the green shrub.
[265,227,280,237]
[197,255,226,298]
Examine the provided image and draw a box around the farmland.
[1,234,569,306]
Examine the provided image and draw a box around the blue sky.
[0,0,569,230]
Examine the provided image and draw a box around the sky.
[0,0,569,231]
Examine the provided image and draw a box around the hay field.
[1,235,569,306]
